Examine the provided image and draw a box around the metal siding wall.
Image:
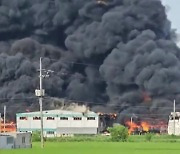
[17,112,99,135]
[57,127,97,134]
[43,117,57,129]
[168,120,180,135]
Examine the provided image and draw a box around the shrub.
[32,131,41,142]
[171,134,176,138]
[46,135,111,142]
[108,125,128,142]
[145,133,153,142]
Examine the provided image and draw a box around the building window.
[169,115,180,120]
[47,131,54,135]
[33,117,41,120]
[7,137,13,144]
[47,117,55,120]
[175,117,179,120]
[87,117,95,120]
[20,117,28,120]
[73,117,82,120]
[22,137,25,144]
[60,117,68,120]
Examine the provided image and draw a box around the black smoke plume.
[0,0,179,122]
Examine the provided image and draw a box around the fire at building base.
[0,104,172,136]
[125,120,167,135]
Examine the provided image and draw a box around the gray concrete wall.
[14,133,32,149]
[0,136,14,149]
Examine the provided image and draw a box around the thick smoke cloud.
[0,0,179,121]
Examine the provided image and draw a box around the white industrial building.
[16,109,99,137]
[168,112,180,135]
[0,132,32,149]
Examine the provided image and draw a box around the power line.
[0,97,37,101]
[47,58,128,69]
[0,97,173,117]
[45,97,180,109]
[119,113,170,116]
[48,58,102,67]
[0,96,178,111]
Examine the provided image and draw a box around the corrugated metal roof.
[16,109,97,116]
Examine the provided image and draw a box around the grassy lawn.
[1,142,180,154]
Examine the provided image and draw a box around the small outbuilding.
[0,132,32,149]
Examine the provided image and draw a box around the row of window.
[47,131,54,134]
[19,117,96,121]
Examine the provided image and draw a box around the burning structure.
[0,121,16,133]
[98,113,117,132]
[0,0,179,122]
[126,119,167,135]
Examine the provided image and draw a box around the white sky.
[161,0,180,46]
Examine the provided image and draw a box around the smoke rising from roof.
[0,0,179,120]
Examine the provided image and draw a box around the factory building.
[16,109,99,137]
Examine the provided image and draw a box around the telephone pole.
[173,99,176,135]
[130,116,133,127]
[35,57,54,148]
[3,105,6,133]
[130,113,137,126]
[39,57,44,148]
[35,57,45,148]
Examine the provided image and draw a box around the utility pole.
[35,57,45,148]
[173,99,176,135]
[130,116,133,127]
[130,114,137,126]
[39,57,44,148]
[35,57,54,148]
[3,105,6,133]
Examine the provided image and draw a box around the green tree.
[108,125,128,142]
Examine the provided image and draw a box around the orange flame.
[126,121,150,134]
[126,119,168,135]
[0,121,16,133]
[141,121,150,132]
[126,121,140,134]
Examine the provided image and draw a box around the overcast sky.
[161,0,180,45]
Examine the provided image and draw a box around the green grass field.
[1,142,180,154]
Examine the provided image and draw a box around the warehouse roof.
[16,109,98,117]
